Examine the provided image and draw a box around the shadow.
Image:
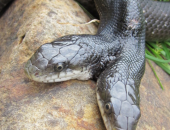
[0,0,14,18]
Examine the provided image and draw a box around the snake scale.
[25,0,170,130]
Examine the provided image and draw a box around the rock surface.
[0,0,169,130]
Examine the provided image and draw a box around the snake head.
[96,62,142,130]
[25,35,93,83]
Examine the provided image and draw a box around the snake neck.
[71,34,122,79]
[93,0,146,79]
[94,1,146,129]
[95,0,145,41]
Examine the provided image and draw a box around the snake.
[24,0,170,130]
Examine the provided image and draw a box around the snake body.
[25,0,170,130]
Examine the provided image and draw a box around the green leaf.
[147,60,164,90]
[145,53,170,63]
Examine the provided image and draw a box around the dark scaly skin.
[24,0,170,130]
[76,0,170,41]
[141,0,170,41]
[95,0,145,129]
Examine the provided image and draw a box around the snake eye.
[54,63,64,72]
[104,102,112,114]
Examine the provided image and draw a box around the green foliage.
[145,41,170,89]
[146,0,170,89]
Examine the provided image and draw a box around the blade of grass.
[165,41,170,46]
[154,62,170,74]
[145,49,170,74]
[147,60,164,90]
[145,53,170,63]
[162,43,170,59]
[146,44,164,58]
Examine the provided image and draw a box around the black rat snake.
[25,0,170,129]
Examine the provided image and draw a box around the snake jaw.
[24,58,92,83]
[96,92,116,130]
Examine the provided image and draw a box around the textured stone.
[138,61,170,130]
[0,0,170,130]
[0,0,100,129]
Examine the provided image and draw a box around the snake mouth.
[24,59,92,83]
[96,92,116,130]
[24,60,34,80]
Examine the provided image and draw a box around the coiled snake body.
[25,0,170,130]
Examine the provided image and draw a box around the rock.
[0,0,169,129]
[138,61,170,130]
